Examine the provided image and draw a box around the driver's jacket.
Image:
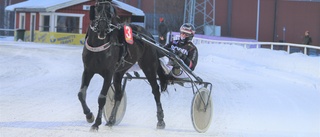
[166,40,198,71]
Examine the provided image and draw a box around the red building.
[5,0,145,44]
[5,0,320,46]
[122,0,320,46]
[216,0,320,45]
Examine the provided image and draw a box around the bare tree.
[4,0,12,32]
[1,0,13,36]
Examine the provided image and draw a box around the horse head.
[90,0,119,40]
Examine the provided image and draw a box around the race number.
[124,25,134,45]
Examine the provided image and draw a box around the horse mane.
[111,2,119,18]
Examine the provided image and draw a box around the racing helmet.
[179,23,195,43]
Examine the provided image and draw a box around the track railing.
[170,33,320,56]
[0,28,15,37]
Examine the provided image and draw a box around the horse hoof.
[106,116,115,127]
[106,123,112,127]
[90,126,99,132]
[86,112,95,123]
[156,121,166,129]
[106,121,114,127]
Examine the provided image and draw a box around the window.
[56,16,80,33]
[19,13,25,29]
[39,13,84,33]
[42,16,50,32]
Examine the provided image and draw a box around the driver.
[160,23,198,79]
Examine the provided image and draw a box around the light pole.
[153,0,156,35]
[283,27,286,42]
[256,0,260,41]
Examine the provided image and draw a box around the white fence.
[170,33,320,56]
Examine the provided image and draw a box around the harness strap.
[115,43,134,71]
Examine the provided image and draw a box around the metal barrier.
[170,33,320,56]
[0,28,15,37]
[192,37,320,56]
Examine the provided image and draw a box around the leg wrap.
[156,103,164,121]
[107,101,121,126]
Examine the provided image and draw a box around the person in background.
[158,17,168,45]
[303,31,314,55]
[303,30,312,45]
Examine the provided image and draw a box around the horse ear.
[110,6,115,16]
[90,5,95,20]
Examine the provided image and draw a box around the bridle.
[86,0,133,67]
[90,0,121,39]
[86,0,137,68]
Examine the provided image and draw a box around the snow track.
[0,41,319,137]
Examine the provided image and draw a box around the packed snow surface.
[0,38,319,137]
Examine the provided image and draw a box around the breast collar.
[85,38,112,52]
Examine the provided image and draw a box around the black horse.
[77,0,167,131]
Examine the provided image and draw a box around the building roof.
[113,1,144,16]
[5,0,144,16]
[5,0,85,12]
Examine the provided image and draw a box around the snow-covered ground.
[0,37,319,137]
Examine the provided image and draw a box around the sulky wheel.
[191,87,212,133]
[103,85,127,125]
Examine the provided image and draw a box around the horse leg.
[141,65,166,129]
[151,77,166,129]
[78,70,95,123]
[106,71,125,127]
[91,72,113,131]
